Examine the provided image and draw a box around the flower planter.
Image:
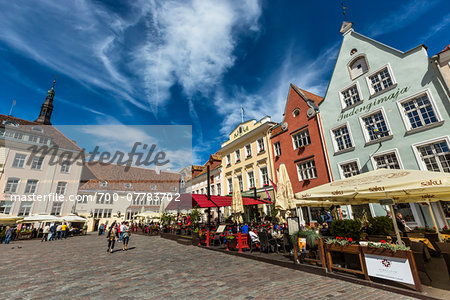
[226,239,237,250]
[325,243,359,254]
[362,246,409,258]
[18,232,32,240]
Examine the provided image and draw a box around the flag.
[269,178,277,192]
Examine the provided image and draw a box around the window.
[332,125,353,152]
[31,126,43,132]
[152,185,157,190]
[339,161,360,178]
[60,161,71,173]
[100,181,108,188]
[368,66,394,95]
[12,153,26,168]
[274,142,281,156]
[0,201,13,214]
[235,149,241,162]
[24,179,39,194]
[226,154,231,166]
[5,178,19,193]
[373,152,401,169]
[417,140,450,173]
[227,178,233,194]
[51,202,63,216]
[104,209,112,218]
[293,108,300,117]
[56,181,67,195]
[260,166,269,186]
[340,84,361,108]
[200,188,204,195]
[1,130,23,140]
[245,144,252,157]
[216,183,221,195]
[210,185,215,195]
[172,186,177,192]
[124,183,132,189]
[297,160,317,180]
[292,129,311,149]
[361,110,390,142]
[237,175,243,191]
[18,201,32,216]
[257,138,265,152]
[247,171,255,188]
[31,157,44,170]
[29,135,39,143]
[400,93,439,131]
[348,56,368,79]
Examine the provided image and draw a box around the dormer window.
[3,120,19,127]
[124,183,132,189]
[292,108,300,117]
[31,126,43,132]
[100,181,108,188]
[348,55,368,80]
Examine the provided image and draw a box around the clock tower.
[35,79,56,125]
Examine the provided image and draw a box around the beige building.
[219,116,277,215]
[75,163,180,231]
[0,115,84,217]
[432,45,450,97]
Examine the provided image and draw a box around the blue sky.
[1,0,449,168]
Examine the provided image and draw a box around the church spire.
[35,77,56,125]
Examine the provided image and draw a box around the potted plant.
[330,219,362,242]
[325,237,359,253]
[226,234,237,249]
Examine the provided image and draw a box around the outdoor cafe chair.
[411,241,431,262]
[412,248,432,283]
[257,232,271,254]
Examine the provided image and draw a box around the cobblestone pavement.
[0,234,416,300]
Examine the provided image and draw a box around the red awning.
[165,193,272,210]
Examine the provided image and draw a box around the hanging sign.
[364,254,414,285]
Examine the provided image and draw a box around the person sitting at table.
[396,213,406,233]
[249,228,259,243]
[241,223,249,234]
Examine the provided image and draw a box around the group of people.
[106,221,131,253]
[0,226,15,244]
[42,223,69,241]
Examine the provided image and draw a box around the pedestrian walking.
[98,224,104,236]
[48,223,57,241]
[42,224,50,242]
[61,223,68,239]
[107,225,118,253]
[5,226,14,244]
[122,222,131,251]
[119,222,125,242]
[56,223,62,240]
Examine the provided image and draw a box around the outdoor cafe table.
[409,237,436,251]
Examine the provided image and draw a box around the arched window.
[292,108,300,117]
[348,55,368,80]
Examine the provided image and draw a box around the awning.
[165,193,271,210]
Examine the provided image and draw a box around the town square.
[1,1,450,299]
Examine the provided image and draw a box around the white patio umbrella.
[0,214,23,224]
[231,177,244,224]
[61,214,87,222]
[275,164,296,222]
[295,168,450,243]
[18,214,62,223]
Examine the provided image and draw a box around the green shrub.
[330,219,362,241]
[290,229,322,249]
[368,216,393,236]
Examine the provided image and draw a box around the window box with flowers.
[246,154,252,159]
[263,183,269,187]
[226,163,231,167]
[236,159,241,163]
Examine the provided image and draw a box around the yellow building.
[219,117,276,217]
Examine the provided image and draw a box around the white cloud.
[214,41,340,137]
[366,0,441,37]
[419,13,450,42]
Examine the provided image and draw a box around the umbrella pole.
[388,204,404,246]
[425,200,443,242]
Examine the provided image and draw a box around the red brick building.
[270,83,332,197]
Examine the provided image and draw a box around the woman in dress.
[107,225,118,253]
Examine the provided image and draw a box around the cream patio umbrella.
[275,164,296,222]
[295,168,450,243]
[231,176,244,224]
[61,214,87,222]
[18,214,62,223]
[0,214,23,224]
